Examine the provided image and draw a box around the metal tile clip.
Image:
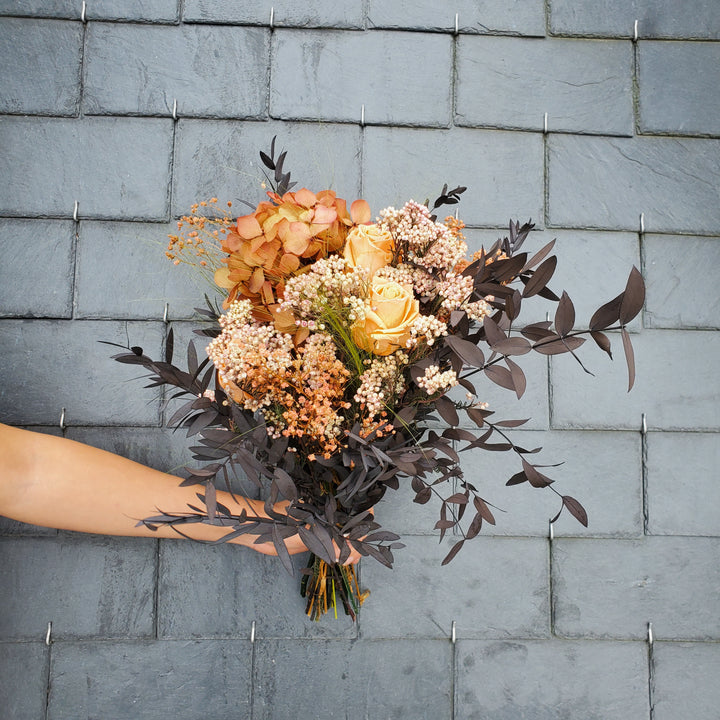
[73,200,79,222]
[639,212,645,235]
[163,302,169,324]
[543,112,548,134]
[641,413,647,435]
[172,98,178,121]
[269,7,274,29]
[633,20,639,42]
[250,620,256,643]
[450,620,456,643]
[59,408,66,430]
[647,621,654,645]
[549,519,555,541]
[81,1,87,23]
[454,13,459,35]
[361,104,365,127]
[45,621,53,646]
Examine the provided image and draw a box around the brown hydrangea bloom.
[214,188,370,332]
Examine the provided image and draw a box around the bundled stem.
[300,553,369,621]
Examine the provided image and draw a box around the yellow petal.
[214,266,233,289]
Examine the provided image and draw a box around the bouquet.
[108,138,644,620]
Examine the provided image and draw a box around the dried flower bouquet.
[108,139,644,620]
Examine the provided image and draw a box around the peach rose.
[353,278,419,356]
[343,224,394,277]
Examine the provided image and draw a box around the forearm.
[0,424,305,555]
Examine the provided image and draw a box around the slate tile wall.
[0,2,717,718]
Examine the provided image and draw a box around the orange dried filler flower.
[214,188,371,327]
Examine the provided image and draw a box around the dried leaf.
[484,365,515,392]
[619,266,645,325]
[505,357,526,399]
[589,293,623,331]
[165,327,174,364]
[621,327,636,392]
[522,256,557,298]
[473,496,496,525]
[483,316,507,346]
[273,467,298,501]
[554,291,575,336]
[444,335,486,368]
[521,458,553,488]
[441,539,465,566]
[563,495,588,527]
[590,330,612,358]
[435,396,459,426]
[532,335,586,355]
[522,239,556,272]
[493,337,531,357]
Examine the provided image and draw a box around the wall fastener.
[172,99,178,121]
[647,621,654,645]
[163,302,169,324]
[269,7,274,29]
[250,620,256,643]
[454,13,459,35]
[59,407,66,430]
[81,1,87,23]
[450,620,456,643]
[360,104,365,127]
[641,413,647,435]
[633,19,639,42]
[639,212,645,235]
[73,200,79,222]
[543,112,548,134]
[45,621,53,646]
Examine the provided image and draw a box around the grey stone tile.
[0,117,173,220]
[172,119,362,217]
[0,0,178,20]
[0,0,76,18]
[158,541,357,639]
[551,329,720,431]
[459,430,643,537]
[74,220,210,320]
[0,536,155,640]
[254,638,452,720]
[360,535,550,639]
[456,638,649,719]
[84,24,268,118]
[363,127,544,228]
[0,219,75,318]
[0,642,49,720]
[644,234,720,329]
[0,17,82,115]
[550,0,720,39]
[271,29,453,127]
[184,0,363,27]
[85,0,178,21]
[47,639,251,719]
[639,41,720,135]
[553,536,720,639]
[647,432,720,536]
[548,134,720,234]
[367,0,546,36]
[653,642,720,720]
[456,36,633,135]
[0,319,164,426]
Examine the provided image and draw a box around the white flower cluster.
[416,364,459,395]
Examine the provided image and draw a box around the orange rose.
[353,278,419,356]
[343,224,394,276]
